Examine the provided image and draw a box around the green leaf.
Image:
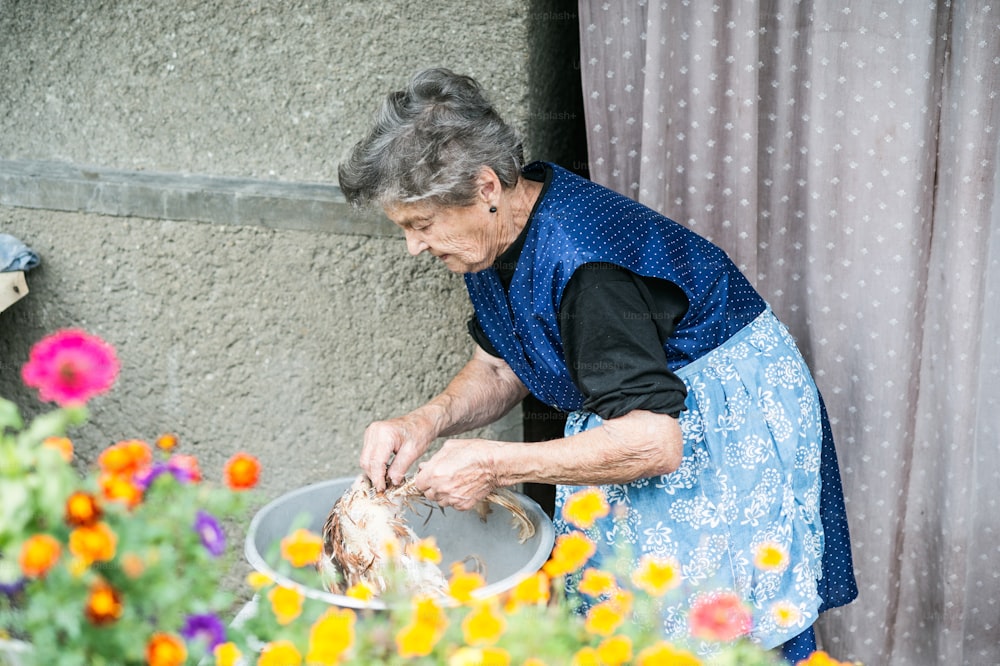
[0,399,23,432]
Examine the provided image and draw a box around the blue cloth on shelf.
[0,234,40,272]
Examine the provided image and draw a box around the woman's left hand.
[414,438,501,511]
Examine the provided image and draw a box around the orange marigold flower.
[504,570,550,612]
[307,607,356,664]
[585,599,625,637]
[146,632,187,666]
[280,528,324,568]
[258,640,302,666]
[462,601,507,646]
[42,436,73,462]
[597,635,633,666]
[213,642,242,666]
[578,567,617,597]
[98,472,143,507]
[636,641,701,666]
[64,491,102,527]
[223,452,261,490]
[562,488,610,529]
[448,563,486,604]
[98,439,151,476]
[85,579,123,625]
[407,536,442,565]
[69,521,117,565]
[630,555,683,597]
[543,531,596,578]
[523,659,547,666]
[571,646,601,666]
[689,591,752,642]
[753,541,789,573]
[18,534,61,578]
[268,585,304,625]
[155,433,178,451]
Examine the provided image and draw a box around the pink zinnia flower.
[689,591,752,642]
[21,329,119,406]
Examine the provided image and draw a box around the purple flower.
[134,462,169,490]
[0,577,26,598]
[180,612,227,650]
[193,510,226,557]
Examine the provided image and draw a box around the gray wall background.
[0,0,585,508]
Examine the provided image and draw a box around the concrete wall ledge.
[0,159,398,238]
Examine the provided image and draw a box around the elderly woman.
[338,68,857,660]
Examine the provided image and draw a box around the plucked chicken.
[319,475,535,599]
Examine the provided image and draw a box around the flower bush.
[1,330,260,665]
[1,330,861,666]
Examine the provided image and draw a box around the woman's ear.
[476,166,502,207]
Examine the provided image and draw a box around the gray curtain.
[577,1,1000,664]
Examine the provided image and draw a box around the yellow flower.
[213,642,242,666]
[68,521,117,565]
[597,635,633,666]
[796,651,854,666]
[449,646,511,666]
[562,488,610,529]
[753,541,789,573]
[577,568,617,597]
[542,531,596,578]
[503,571,550,612]
[396,595,448,657]
[462,601,507,646]
[412,594,449,632]
[395,621,438,658]
[636,641,701,666]
[307,607,356,664]
[258,640,302,666]
[268,585,304,625]
[571,646,601,666]
[407,536,442,564]
[771,600,803,628]
[584,599,625,637]
[247,571,273,590]
[448,563,487,604]
[345,582,375,601]
[630,554,682,597]
[523,659,548,666]
[280,528,324,568]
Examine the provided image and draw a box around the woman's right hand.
[360,411,438,492]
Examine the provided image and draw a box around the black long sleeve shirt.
[467,167,689,420]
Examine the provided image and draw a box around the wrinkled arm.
[360,346,528,491]
[416,409,683,510]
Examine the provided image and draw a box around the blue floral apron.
[552,309,824,650]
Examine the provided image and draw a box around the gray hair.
[337,68,524,209]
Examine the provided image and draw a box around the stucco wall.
[0,0,583,507]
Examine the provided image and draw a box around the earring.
[489,205,497,213]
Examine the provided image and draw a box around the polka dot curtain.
[577,1,1000,664]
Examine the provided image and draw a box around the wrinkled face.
[383,200,500,274]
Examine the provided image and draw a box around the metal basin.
[244,477,555,609]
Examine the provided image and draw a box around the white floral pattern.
[555,310,824,649]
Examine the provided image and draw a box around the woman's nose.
[404,231,428,256]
